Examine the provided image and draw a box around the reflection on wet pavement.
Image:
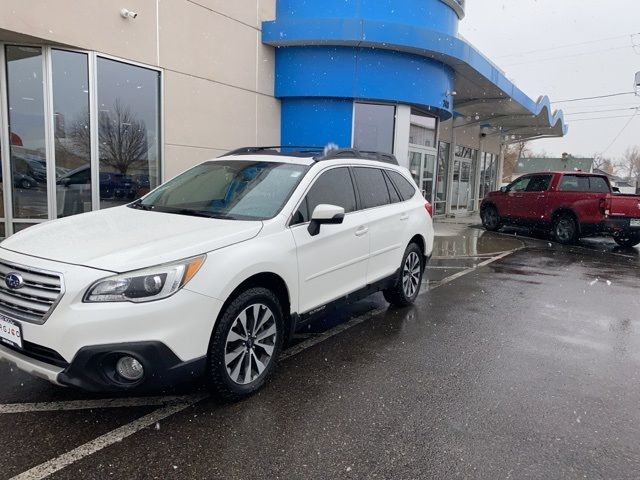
[432,225,524,258]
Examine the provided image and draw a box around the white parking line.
[0,395,203,414]
[9,394,208,480]
[7,248,518,480]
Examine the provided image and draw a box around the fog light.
[116,356,144,381]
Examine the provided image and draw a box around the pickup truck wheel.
[383,243,424,307]
[613,233,640,248]
[207,287,284,401]
[554,214,578,244]
[481,205,502,231]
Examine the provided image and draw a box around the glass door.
[408,146,436,203]
[451,157,473,213]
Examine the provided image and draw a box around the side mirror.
[308,204,345,236]
[612,186,620,193]
[500,186,507,193]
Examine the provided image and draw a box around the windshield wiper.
[128,201,154,211]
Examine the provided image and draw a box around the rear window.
[387,170,416,201]
[558,175,590,192]
[353,168,391,209]
[558,175,609,193]
[588,176,610,193]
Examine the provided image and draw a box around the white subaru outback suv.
[0,147,434,399]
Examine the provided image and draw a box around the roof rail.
[315,148,399,165]
[220,146,324,157]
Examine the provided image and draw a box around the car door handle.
[399,213,409,221]
[355,226,369,237]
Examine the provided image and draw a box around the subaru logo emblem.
[5,272,24,290]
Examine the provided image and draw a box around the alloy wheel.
[556,218,575,243]
[483,208,498,229]
[224,303,277,385]
[402,251,421,298]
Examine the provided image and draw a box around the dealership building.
[0,0,566,237]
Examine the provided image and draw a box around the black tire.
[207,287,284,401]
[553,214,579,244]
[613,233,640,248]
[383,243,424,307]
[481,205,502,231]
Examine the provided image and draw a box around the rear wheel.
[207,287,284,401]
[481,205,502,231]
[613,233,640,248]
[553,214,579,244]
[383,243,424,307]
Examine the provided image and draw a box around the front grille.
[0,260,64,324]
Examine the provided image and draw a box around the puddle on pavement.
[432,227,523,258]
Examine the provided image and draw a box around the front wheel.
[613,233,640,248]
[207,287,284,401]
[481,205,502,231]
[553,214,579,244]
[383,243,424,307]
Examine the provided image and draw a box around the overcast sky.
[459,0,640,161]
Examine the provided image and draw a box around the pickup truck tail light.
[599,197,611,216]
[425,201,433,218]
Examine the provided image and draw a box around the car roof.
[522,171,603,176]
[216,147,401,169]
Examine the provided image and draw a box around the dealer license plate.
[630,219,640,228]
[0,315,23,349]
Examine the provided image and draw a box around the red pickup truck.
[480,171,640,247]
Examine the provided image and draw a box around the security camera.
[120,8,138,19]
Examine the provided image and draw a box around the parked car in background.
[481,171,640,247]
[0,148,434,399]
[99,172,138,199]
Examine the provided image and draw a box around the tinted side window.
[387,170,416,201]
[558,175,590,192]
[383,172,401,203]
[589,176,610,193]
[508,176,530,192]
[525,175,552,192]
[353,168,391,209]
[291,168,357,225]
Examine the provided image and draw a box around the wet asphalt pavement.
[1,229,639,479]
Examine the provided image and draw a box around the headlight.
[84,255,205,303]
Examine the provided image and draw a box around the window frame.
[0,42,163,237]
[352,102,397,155]
[351,166,393,211]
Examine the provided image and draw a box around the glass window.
[353,167,391,209]
[589,176,610,193]
[435,142,450,215]
[387,170,416,201]
[508,176,531,192]
[5,45,48,219]
[409,111,437,148]
[558,175,589,192]
[455,145,477,160]
[140,160,309,220]
[525,175,552,192]
[353,103,395,154]
[383,171,401,203]
[292,167,356,225]
[97,57,161,209]
[52,50,91,218]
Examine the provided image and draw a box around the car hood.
[1,206,263,272]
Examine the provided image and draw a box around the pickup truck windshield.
[133,160,309,220]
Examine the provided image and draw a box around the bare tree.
[502,141,531,181]
[621,146,640,180]
[592,153,616,175]
[71,101,149,176]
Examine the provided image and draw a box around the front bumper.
[0,248,222,391]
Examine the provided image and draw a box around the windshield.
[134,160,309,220]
